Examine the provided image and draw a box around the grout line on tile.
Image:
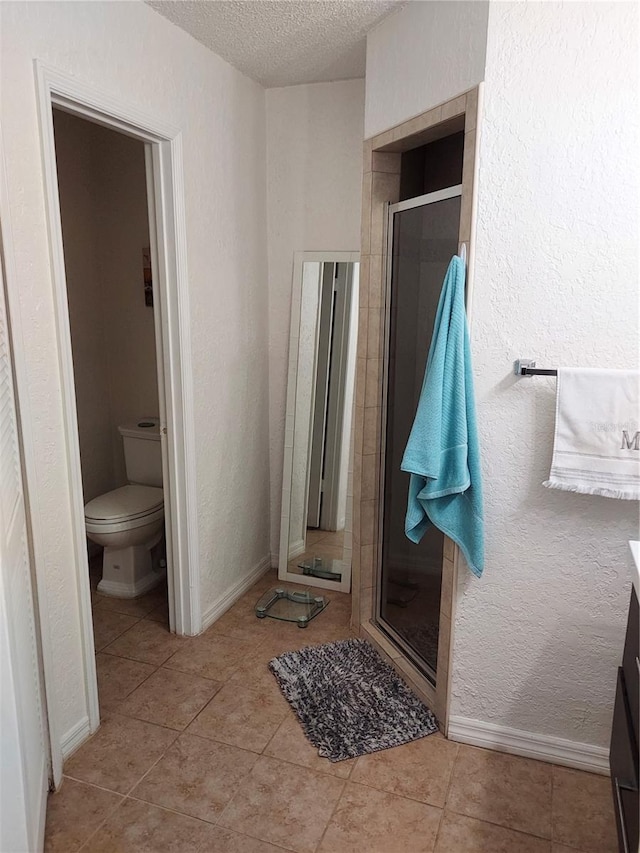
[180,728,268,757]
[100,612,147,630]
[547,842,591,853]
[126,738,261,827]
[156,663,225,685]
[60,773,126,797]
[125,792,223,826]
[92,612,145,646]
[442,798,553,842]
[162,657,245,684]
[262,741,356,780]
[215,776,246,833]
[94,599,163,619]
[104,709,192,737]
[441,739,461,811]
[75,791,126,852]
[121,734,181,800]
[92,598,148,614]
[311,777,348,852]
[96,655,163,709]
[441,811,555,849]
[344,753,356,780]
[230,830,292,852]
[108,709,184,733]
[260,713,285,755]
[439,737,555,841]
[430,804,447,852]
[343,771,450,810]
[99,648,176,667]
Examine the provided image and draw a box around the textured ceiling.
[146,1,405,88]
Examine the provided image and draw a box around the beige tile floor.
[46,568,619,853]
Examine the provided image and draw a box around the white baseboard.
[61,715,91,760]
[447,715,610,775]
[201,555,271,632]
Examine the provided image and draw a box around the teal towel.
[400,255,484,577]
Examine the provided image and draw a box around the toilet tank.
[118,420,163,487]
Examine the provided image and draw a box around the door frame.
[306,262,335,530]
[375,184,463,686]
[320,261,354,532]
[31,62,200,779]
[0,211,50,852]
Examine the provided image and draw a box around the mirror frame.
[278,251,359,593]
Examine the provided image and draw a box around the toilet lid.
[85,485,164,523]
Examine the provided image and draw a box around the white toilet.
[85,420,165,598]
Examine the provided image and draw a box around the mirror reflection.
[279,255,359,591]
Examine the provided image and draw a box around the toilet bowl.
[85,418,165,598]
[86,484,165,598]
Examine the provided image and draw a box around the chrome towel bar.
[514,359,558,377]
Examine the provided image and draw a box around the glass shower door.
[376,186,462,683]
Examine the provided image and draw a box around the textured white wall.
[94,125,160,485]
[266,80,365,561]
[364,1,489,138]
[1,1,269,747]
[452,0,639,748]
[54,113,159,501]
[54,112,115,504]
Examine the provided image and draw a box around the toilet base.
[97,531,164,598]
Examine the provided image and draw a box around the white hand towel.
[544,368,640,500]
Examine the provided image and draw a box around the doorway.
[52,108,171,664]
[34,65,200,782]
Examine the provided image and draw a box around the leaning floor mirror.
[278,252,359,594]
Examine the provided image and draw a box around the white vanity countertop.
[629,540,640,598]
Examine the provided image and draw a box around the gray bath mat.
[269,638,438,762]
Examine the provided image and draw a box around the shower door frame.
[375,185,463,686]
[354,87,481,736]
